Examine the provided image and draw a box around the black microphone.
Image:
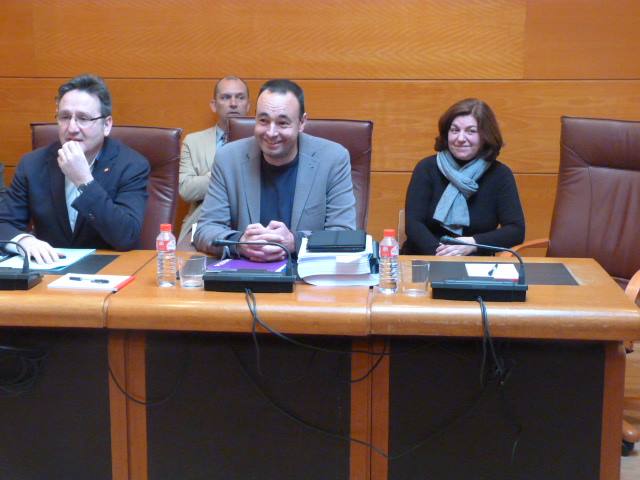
[204,238,295,293]
[431,236,528,302]
[0,240,44,290]
[439,235,526,285]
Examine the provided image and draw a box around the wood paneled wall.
[1,0,639,241]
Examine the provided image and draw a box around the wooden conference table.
[0,252,638,480]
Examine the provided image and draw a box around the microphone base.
[203,271,295,293]
[0,271,44,290]
[431,280,527,302]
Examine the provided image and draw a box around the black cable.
[231,338,320,385]
[247,294,318,384]
[500,386,523,464]
[478,296,505,386]
[0,240,33,273]
[243,286,393,385]
[250,301,262,376]
[243,289,429,358]
[107,332,191,407]
[247,314,320,383]
[349,339,387,384]
[229,341,388,456]
[245,288,392,384]
[0,344,48,397]
[230,338,491,460]
[237,289,496,459]
[476,296,522,464]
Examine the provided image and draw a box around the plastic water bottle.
[156,223,177,287]
[378,228,399,294]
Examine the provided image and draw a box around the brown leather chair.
[508,116,640,453]
[31,123,182,249]
[228,117,373,230]
[513,116,640,285]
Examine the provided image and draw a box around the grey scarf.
[433,150,490,235]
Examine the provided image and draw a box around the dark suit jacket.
[0,137,150,250]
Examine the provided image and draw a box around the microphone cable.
[440,236,527,286]
[246,302,320,384]
[230,332,492,461]
[236,288,501,461]
[243,288,430,383]
[478,296,506,386]
[477,296,522,464]
[0,240,36,273]
[245,288,387,384]
[107,331,191,407]
[0,343,48,397]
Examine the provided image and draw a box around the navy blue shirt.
[260,154,299,228]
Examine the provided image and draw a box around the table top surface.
[105,252,372,335]
[0,250,155,328]
[2,252,639,340]
[372,256,640,341]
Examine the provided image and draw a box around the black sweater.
[402,155,525,255]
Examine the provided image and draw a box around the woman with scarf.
[402,98,525,256]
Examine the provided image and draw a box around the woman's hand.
[435,236,477,256]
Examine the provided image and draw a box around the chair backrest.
[228,117,373,230]
[548,116,640,284]
[30,123,182,249]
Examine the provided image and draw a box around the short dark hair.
[434,98,503,158]
[57,74,112,117]
[214,76,249,98]
[258,79,305,119]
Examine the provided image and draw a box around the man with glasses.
[0,74,150,263]
[178,76,250,246]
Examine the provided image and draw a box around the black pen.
[488,263,499,277]
[69,276,109,283]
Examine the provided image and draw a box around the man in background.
[194,79,355,261]
[0,74,150,263]
[178,76,250,244]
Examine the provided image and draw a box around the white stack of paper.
[48,273,135,292]
[465,263,519,281]
[297,235,379,286]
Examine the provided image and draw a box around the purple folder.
[207,258,288,273]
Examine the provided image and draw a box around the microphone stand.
[203,239,296,293]
[0,241,44,290]
[430,236,528,302]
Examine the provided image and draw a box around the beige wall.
[1,0,639,240]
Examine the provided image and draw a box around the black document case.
[306,230,367,252]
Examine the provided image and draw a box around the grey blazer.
[194,132,356,255]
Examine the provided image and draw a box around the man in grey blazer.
[194,79,356,261]
[178,76,250,244]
